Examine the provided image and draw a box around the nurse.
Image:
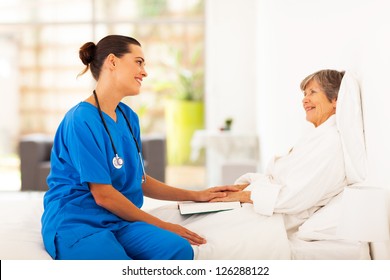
[41,35,235,260]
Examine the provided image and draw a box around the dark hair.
[300,69,345,102]
[78,35,141,80]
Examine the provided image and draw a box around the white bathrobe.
[236,115,346,231]
[149,115,346,259]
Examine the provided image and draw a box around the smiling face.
[302,79,337,127]
[113,44,148,96]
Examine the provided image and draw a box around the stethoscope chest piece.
[112,154,124,169]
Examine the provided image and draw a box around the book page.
[178,201,241,215]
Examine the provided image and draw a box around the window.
[0,0,204,152]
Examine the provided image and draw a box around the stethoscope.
[93,90,147,183]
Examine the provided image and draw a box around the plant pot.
[165,99,204,165]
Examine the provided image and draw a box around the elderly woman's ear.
[332,99,337,109]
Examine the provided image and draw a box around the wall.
[255,0,390,259]
[204,0,258,185]
[205,0,258,133]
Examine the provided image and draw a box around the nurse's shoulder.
[61,102,100,124]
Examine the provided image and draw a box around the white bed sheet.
[148,203,291,259]
[0,191,51,260]
[0,192,370,260]
[148,202,371,260]
[289,235,370,260]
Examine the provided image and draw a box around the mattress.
[0,192,371,260]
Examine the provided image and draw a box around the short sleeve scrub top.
[41,102,144,259]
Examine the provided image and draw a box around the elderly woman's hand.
[192,183,250,203]
[209,189,252,204]
[195,185,240,202]
[228,183,249,191]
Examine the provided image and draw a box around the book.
[178,201,241,215]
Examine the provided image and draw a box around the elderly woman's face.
[302,79,336,127]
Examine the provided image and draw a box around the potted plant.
[154,47,205,165]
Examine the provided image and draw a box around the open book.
[178,201,241,215]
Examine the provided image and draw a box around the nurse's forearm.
[90,183,169,226]
[89,182,206,245]
[142,175,197,201]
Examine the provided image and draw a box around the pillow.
[296,192,343,241]
[336,71,368,184]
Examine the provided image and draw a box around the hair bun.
[79,42,96,65]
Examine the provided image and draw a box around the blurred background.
[1,0,389,195]
[0,0,208,191]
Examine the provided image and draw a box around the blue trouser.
[55,221,194,260]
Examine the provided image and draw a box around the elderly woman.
[212,69,346,232]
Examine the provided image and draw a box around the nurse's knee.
[169,236,194,260]
[180,239,194,260]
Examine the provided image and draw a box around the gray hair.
[300,69,345,102]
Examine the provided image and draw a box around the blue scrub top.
[41,101,144,259]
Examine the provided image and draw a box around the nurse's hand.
[163,222,206,246]
[195,184,247,202]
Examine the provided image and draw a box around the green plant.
[136,0,168,17]
[154,46,204,102]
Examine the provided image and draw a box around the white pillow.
[336,71,367,184]
[296,192,343,241]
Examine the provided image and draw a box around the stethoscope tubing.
[93,90,146,182]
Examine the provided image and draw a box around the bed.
[0,191,370,260]
[0,72,382,260]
